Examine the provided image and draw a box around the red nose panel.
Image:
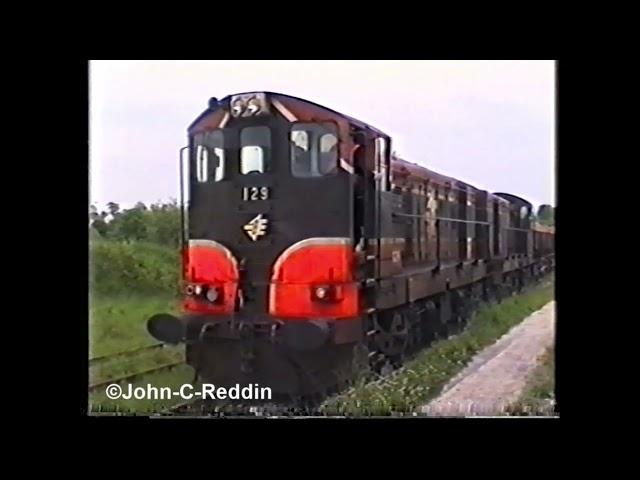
[269,240,359,319]
[183,240,238,314]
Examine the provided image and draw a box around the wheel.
[371,311,409,367]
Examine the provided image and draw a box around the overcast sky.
[89,60,555,210]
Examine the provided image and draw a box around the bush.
[90,239,181,296]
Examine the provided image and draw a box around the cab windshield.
[290,122,339,178]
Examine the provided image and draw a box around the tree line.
[89,200,181,248]
[535,204,555,226]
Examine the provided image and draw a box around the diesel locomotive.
[147,91,555,396]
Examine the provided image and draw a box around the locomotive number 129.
[242,186,270,201]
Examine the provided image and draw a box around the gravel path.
[419,301,555,416]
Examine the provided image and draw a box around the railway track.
[89,360,185,391]
[89,343,165,364]
[89,343,185,392]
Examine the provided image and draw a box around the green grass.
[505,347,556,416]
[320,280,554,417]
[89,294,191,414]
[89,294,180,358]
[88,238,190,414]
[88,295,178,380]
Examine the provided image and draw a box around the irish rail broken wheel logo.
[243,214,268,241]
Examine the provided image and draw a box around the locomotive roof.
[392,158,522,205]
[392,156,458,185]
[392,156,493,194]
[189,92,537,209]
[493,192,533,207]
[190,91,390,138]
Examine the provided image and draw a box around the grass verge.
[320,279,554,416]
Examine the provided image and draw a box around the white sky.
[89,60,555,210]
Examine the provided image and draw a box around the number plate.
[242,186,270,201]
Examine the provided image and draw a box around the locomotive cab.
[184,92,357,321]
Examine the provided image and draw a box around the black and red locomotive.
[147,92,555,396]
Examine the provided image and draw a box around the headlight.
[185,284,195,296]
[314,286,329,299]
[205,287,221,303]
[312,285,343,302]
[313,286,336,301]
[194,284,203,296]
